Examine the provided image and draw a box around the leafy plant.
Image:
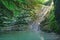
[0,0,43,30]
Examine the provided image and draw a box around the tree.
[53,0,60,33]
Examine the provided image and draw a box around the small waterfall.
[29,21,45,40]
[29,7,48,32]
[29,5,52,32]
[29,21,40,32]
[28,2,53,40]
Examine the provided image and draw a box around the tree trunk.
[53,0,60,33]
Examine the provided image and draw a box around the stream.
[0,31,60,40]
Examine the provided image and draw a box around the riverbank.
[40,24,60,35]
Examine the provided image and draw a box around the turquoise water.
[0,31,60,40]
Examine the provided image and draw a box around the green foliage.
[0,0,43,31]
[40,6,59,32]
[38,0,49,4]
[1,0,41,16]
[0,5,13,27]
[0,0,50,31]
[48,6,60,33]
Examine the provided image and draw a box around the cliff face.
[40,5,60,34]
[0,0,53,32]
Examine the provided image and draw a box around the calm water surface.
[0,31,60,40]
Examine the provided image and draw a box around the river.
[0,31,60,40]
